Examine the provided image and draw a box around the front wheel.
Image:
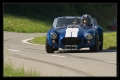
[99,32,103,50]
[90,34,99,52]
[45,38,54,53]
[54,47,59,51]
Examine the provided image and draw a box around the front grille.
[61,37,82,45]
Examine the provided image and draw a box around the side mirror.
[94,26,98,30]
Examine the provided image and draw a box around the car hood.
[56,27,88,38]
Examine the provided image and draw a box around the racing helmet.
[81,14,92,24]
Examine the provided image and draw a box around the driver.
[81,15,93,28]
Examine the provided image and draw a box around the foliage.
[4,3,117,29]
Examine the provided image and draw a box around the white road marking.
[104,61,116,64]
[51,55,65,57]
[22,38,45,46]
[22,38,116,52]
[51,55,58,56]
[45,54,115,64]
[57,56,65,57]
[7,49,21,52]
[22,38,34,44]
[22,37,97,48]
[45,54,65,57]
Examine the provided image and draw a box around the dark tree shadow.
[103,30,117,33]
[105,46,117,50]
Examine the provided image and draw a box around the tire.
[45,38,54,53]
[54,47,59,51]
[90,34,99,52]
[99,32,103,50]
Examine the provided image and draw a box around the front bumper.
[49,37,95,49]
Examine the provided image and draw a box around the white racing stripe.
[72,28,79,37]
[65,28,72,37]
[65,28,79,37]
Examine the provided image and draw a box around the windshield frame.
[53,17,81,28]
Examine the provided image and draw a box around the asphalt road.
[4,31,117,76]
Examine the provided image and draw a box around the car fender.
[97,26,103,37]
[46,28,59,46]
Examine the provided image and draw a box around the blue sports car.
[45,14,103,53]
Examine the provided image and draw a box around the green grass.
[103,32,116,50]
[29,36,46,45]
[29,32,116,50]
[4,62,39,76]
[4,14,51,33]
[4,13,116,33]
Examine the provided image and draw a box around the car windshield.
[56,17,81,27]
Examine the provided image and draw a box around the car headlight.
[50,32,57,39]
[85,33,93,39]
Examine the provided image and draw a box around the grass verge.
[29,32,116,50]
[103,32,116,50]
[4,62,39,76]
[4,14,113,33]
[4,14,51,33]
[29,36,46,45]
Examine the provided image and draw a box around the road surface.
[4,31,117,76]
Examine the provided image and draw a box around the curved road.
[4,31,117,76]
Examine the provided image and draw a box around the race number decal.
[65,28,79,37]
[65,28,71,37]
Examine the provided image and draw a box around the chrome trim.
[50,32,57,39]
[85,33,93,39]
